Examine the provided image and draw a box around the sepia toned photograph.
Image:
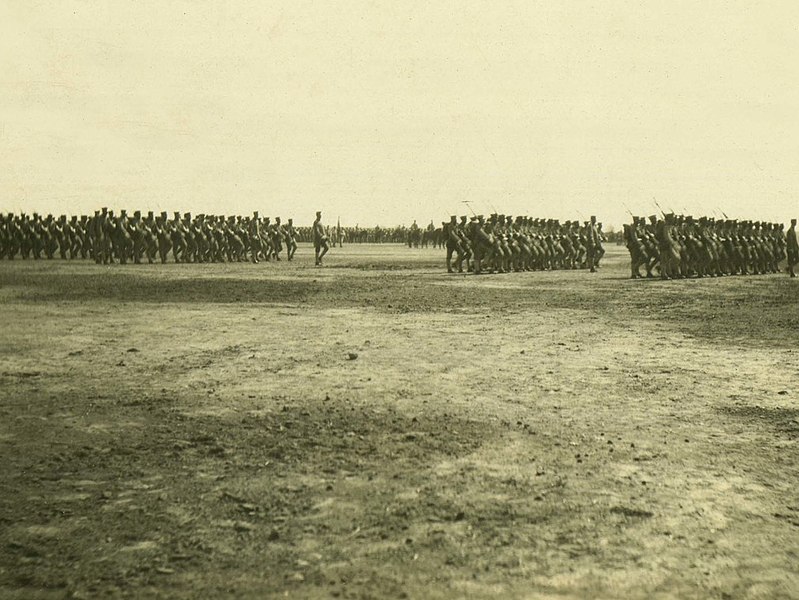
[1,2,797,598]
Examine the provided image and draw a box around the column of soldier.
[0,209,299,264]
[623,213,799,279]
[442,213,606,274]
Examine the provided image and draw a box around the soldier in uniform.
[130,210,146,264]
[155,212,172,264]
[5,214,23,259]
[585,216,599,273]
[456,216,472,268]
[113,210,134,264]
[54,215,68,259]
[444,215,463,273]
[313,211,329,266]
[67,216,83,259]
[285,218,298,261]
[787,218,798,278]
[142,211,159,263]
[32,214,48,259]
[249,212,263,263]
[624,217,652,279]
[272,216,286,260]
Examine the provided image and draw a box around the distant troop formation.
[0,210,300,264]
[442,214,605,274]
[624,214,799,279]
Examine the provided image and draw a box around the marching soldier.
[787,218,798,278]
[285,218,298,261]
[249,212,263,263]
[585,216,599,273]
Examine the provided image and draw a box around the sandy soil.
[1,244,798,599]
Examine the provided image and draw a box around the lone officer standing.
[313,211,330,266]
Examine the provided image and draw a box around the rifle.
[622,203,635,220]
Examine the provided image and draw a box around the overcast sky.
[2,1,798,228]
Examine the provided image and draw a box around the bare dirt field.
[1,244,797,599]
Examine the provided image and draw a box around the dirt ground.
[1,244,797,599]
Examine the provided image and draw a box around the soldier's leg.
[472,243,482,274]
[318,239,329,264]
[132,238,144,264]
[464,242,473,273]
[629,248,639,279]
[33,235,44,259]
[145,236,155,263]
[446,242,456,273]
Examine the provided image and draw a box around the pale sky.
[2,1,798,228]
